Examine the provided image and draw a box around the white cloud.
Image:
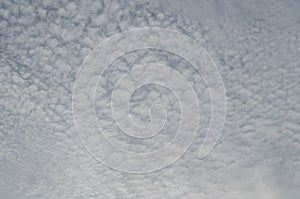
[0,0,299,198]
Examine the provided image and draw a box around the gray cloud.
[0,0,299,198]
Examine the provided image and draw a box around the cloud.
[0,0,299,198]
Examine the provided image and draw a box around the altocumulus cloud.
[0,0,299,198]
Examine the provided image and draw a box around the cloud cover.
[0,0,299,198]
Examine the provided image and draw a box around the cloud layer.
[0,0,299,198]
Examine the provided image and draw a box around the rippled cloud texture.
[1,0,299,198]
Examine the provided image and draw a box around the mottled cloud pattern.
[0,0,299,198]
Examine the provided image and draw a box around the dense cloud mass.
[0,0,299,198]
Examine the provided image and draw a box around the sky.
[0,0,299,198]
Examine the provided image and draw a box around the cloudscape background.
[0,0,299,198]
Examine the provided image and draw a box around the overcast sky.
[0,0,299,198]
